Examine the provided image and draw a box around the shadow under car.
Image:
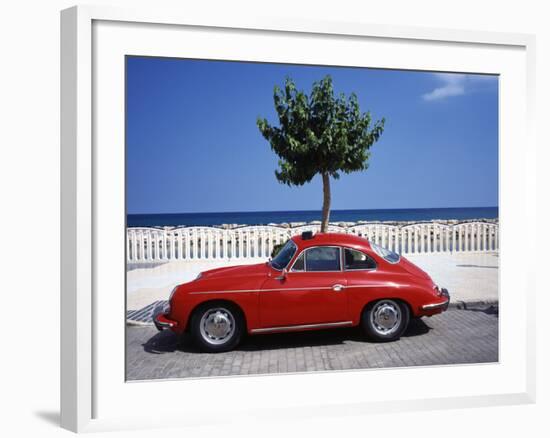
[141,317,433,354]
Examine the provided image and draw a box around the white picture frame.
[61,4,536,433]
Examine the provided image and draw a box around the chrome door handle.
[332,284,345,292]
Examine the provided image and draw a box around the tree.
[257,75,385,232]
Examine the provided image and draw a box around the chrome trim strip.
[188,283,396,295]
[250,321,353,334]
[189,287,327,295]
[422,300,449,310]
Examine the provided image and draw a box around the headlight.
[163,286,178,314]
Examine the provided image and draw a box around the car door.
[259,246,348,328]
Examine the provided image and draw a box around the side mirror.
[275,268,287,281]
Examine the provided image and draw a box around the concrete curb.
[448,300,499,310]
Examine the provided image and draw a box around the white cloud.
[422,83,464,101]
[422,73,496,102]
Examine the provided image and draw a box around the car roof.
[291,232,372,251]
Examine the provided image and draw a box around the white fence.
[126,222,499,263]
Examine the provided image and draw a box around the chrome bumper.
[422,288,450,311]
[152,302,177,331]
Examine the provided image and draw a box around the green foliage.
[257,75,385,187]
[270,242,285,258]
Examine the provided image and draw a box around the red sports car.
[153,232,450,352]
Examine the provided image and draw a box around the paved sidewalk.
[127,252,499,315]
[408,252,498,305]
[126,307,498,381]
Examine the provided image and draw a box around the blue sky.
[126,57,498,214]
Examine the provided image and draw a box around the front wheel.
[190,302,244,353]
[361,299,410,342]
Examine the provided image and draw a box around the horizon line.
[127,206,499,216]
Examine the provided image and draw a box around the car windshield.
[270,239,297,270]
[371,242,401,264]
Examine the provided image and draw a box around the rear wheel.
[362,299,410,342]
[190,302,244,353]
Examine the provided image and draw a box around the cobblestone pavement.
[126,307,498,380]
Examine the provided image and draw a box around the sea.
[127,207,498,228]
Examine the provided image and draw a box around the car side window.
[344,248,377,270]
[305,247,341,272]
[291,252,305,272]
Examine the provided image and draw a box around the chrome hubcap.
[199,308,235,345]
[370,300,401,335]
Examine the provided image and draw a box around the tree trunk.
[321,172,331,233]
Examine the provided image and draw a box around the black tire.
[361,299,410,342]
[190,302,244,353]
